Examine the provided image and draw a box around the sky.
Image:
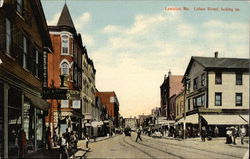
[41,0,249,118]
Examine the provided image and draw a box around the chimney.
[168,69,171,76]
[214,51,218,58]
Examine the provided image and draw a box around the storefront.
[0,80,50,158]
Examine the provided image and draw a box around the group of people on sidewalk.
[225,125,247,145]
[200,125,247,144]
[46,127,79,159]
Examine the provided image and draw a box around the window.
[193,95,205,108]
[193,77,198,90]
[188,99,191,110]
[61,35,69,54]
[32,49,39,77]
[236,73,242,85]
[215,92,222,106]
[61,62,69,75]
[186,81,190,93]
[236,93,242,106]
[23,36,27,69]
[61,100,69,108]
[16,0,23,15]
[201,73,205,86]
[35,50,39,76]
[6,18,12,55]
[215,72,222,84]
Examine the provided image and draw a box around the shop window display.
[8,87,22,158]
[23,99,35,153]
[36,109,43,149]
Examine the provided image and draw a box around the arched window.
[61,62,69,75]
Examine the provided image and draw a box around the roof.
[184,56,250,78]
[193,56,249,69]
[57,4,75,30]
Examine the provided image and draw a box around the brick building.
[0,0,52,158]
[96,92,120,128]
[160,70,183,120]
[45,4,84,136]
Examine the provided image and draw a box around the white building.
[177,52,249,134]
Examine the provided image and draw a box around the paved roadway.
[83,133,248,159]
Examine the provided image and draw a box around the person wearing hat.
[239,125,246,144]
[226,127,232,144]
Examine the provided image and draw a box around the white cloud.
[103,25,123,33]
[75,12,91,30]
[47,12,60,25]
[81,33,94,47]
[91,12,248,117]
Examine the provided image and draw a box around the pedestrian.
[136,128,143,142]
[201,126,207,142]
[85,133,89,148]
[53,130,58,147]
[225,127,232,144]
[18,129,27,158]
[59,133,69,159]
[214,126,219,137]
[232,126,238,145]
[64,128,70,145]
[46,127,52,150]
[239,125,246,145]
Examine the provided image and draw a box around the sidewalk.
[71,134,120,158]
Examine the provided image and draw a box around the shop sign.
[43,88,67,99]
[67,90,80,100]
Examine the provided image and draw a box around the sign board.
[72,100,81,109]
[43,88,68,99]
[43,88,80,100]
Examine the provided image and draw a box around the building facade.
[45,4,83,136]
[124,118,137,130]
[96,92,120,128]
[179,52,249,135]
[160,71,183,119]
[0,0,52,157]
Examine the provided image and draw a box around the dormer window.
[61,34,69,55]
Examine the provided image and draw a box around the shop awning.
[160,120,175,126]
[61,110,84,119]
[201,114,248,125]
[25,93,50,111]
[239,115,249,123]
[176,114,199,124]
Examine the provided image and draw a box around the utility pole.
[183,75,187,140]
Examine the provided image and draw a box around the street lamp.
[0,58,2,64]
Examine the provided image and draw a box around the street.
[82,133,248,159]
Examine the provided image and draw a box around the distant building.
[179,52,249,134]
[160,71,183,119]
[175,91,184,120]
[96,92,120,128]
[124,118,137,130]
